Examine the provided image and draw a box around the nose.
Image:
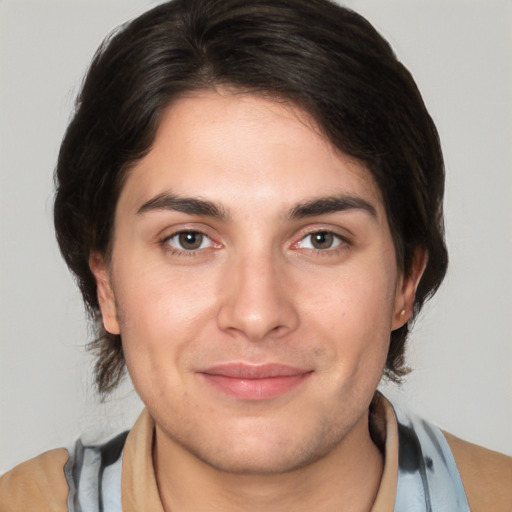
[217,253,299,342]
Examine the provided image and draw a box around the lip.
[198,363,313,400]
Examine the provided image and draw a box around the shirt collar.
[121,397,398,512]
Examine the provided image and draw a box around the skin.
[91,90,425,511]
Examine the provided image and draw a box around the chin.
[176,416,351,476]
[191,443,327,475]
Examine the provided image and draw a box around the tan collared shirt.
[1,397,511,511]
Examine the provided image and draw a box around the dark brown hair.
[54,0,448,395]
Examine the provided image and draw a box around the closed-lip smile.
[198,363,313,400]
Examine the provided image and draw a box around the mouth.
[198,363,313,400]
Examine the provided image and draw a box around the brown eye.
[166,231,212,251]
[310,232,334,249]
[297,231,342,251]
[178,232,203,250]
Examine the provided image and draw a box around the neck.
[154,411,384,512]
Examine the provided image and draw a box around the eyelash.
[160,230,216,257]
[292,230,349,257]
[159,228,349,258]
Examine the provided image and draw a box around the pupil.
[179,232,202,250]
[312,232,333,249]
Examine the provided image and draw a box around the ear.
[391,248,428,330]
[89,252,120,335]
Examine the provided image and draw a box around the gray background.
[1,0,511,473]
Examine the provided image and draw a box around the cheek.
[112,261,219,367]
[306,265,397,332]
[301,262,397,375]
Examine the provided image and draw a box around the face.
[92,90,421,474]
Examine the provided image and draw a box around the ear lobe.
[392,248,428,330]
[89,252,120,335]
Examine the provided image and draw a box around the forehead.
[118,90,386,220]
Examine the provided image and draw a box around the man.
[1,0,511,510]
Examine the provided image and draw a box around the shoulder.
[0,448,69,512]
[444,431,512,512]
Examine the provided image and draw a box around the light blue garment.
[393,403,470,511]
[63,401,470,511]
[64,431,127,512]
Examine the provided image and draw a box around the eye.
[297,231,343,250]
[165,231,213,251]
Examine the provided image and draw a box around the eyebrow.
[137,192,377,222]
[137,193,228,220]
[288,195,377,220]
